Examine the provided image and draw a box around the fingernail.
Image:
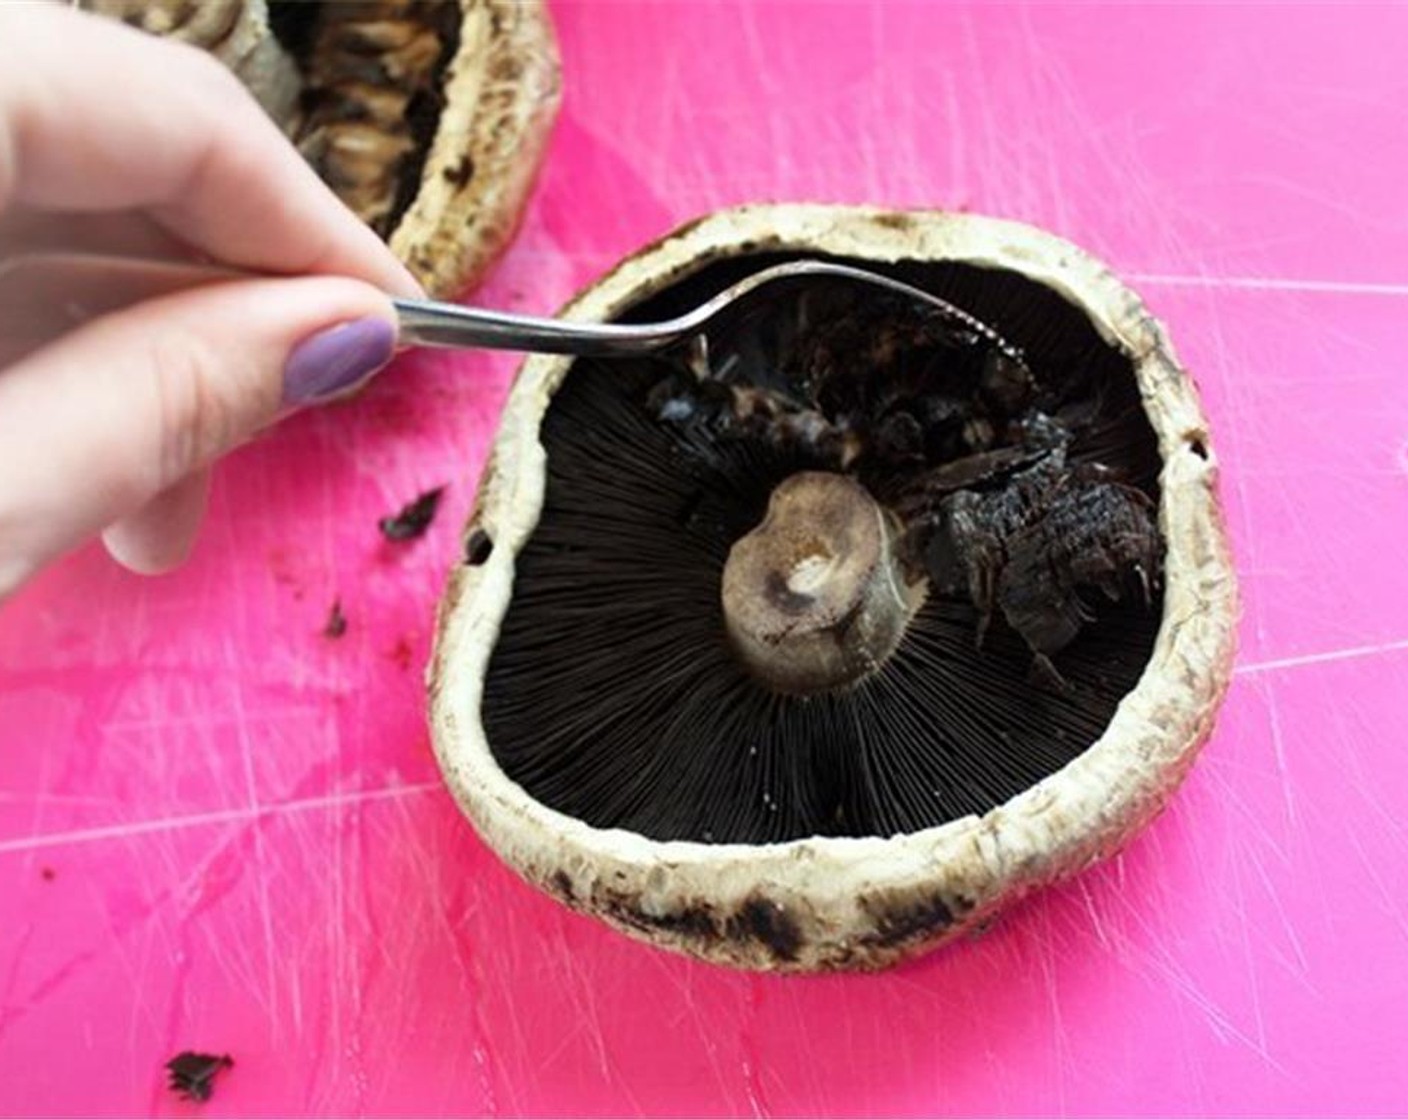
[283,317,396,405]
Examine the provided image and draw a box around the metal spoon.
[0,251,1024,368]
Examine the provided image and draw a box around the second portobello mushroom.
[84,0,561,297]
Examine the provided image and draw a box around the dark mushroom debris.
[380,486,445,541]
[323,598,348,638]
[165,1052,233,1103]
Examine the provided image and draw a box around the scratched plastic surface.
[3,2,1408,1115]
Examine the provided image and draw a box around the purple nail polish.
[283,318,396,404]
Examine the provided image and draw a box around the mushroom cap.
[85,0,560,299]
[428,204,1239,972]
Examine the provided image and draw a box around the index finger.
[0,4,421,297]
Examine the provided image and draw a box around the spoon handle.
[391,295,681,356]
[0,251,681,365]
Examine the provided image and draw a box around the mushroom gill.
[481,253,1167,844]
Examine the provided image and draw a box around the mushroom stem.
[722,472,924,694]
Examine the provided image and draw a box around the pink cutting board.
[4,2,1408,1115]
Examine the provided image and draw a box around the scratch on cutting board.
[864,0,895,201]
[1245,853,1313,989]
[737,0,786,192]
[190,845,276,1026]
[103,838,198,1117]
[0,852,203,1048]
[0,792,115,806]
[1107,874,1289,1075]
[559,940,612,1084]
[157,942,197,1112]
[1170,991,1214,1115]
[1198,763,1291,866]
[1016,5,1076,235]
[1131,273,1408,296]
[383,799,479,1112]
[1332,690,1408,859]
[1227,832,1273,1063]
[1260,675,1297,828]
[662,963,736,1107]
[226,679,282,1038]
[1343,825,1408,947]
[493,969,555,1091]
[1339,731,1408,860]
[17,737,57,876]
[738,974,770,1118]
[956,6,1005,220]
[1198,292,1303,835]
[431,851,500,1116]
[160,812,297,1065]
[1074,876,1113,953]
[353,804,383,1116]
[1181,757,1310,996]
[941,70,968,205]
[1236,637,1408,676]
[1035,906,1071,1114]
[325,788,348,1112]
[0,924,37,1037]
[0,783,440,855]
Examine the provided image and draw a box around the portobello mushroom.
[431,204,1238,972]
[84,0,560,297]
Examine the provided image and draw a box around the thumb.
[0,276,396,600]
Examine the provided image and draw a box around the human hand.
[0,4,423,602]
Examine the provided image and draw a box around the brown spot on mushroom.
[650,906,721,940]
[870,212,918,232]
[464,527,494,566]
[490,53,524,84]
[594,889,722,942]
[858,890,974,948]
[442,154,476,189]
[726,896,802,962]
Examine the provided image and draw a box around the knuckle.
[147,331,241,487]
